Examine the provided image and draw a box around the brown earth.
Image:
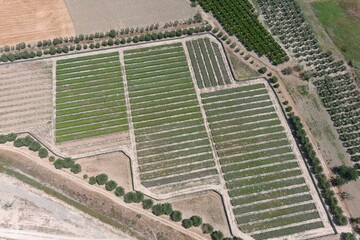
[339,0,360,21]
[0,0,75,46]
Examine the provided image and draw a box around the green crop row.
[125,43,182,54]
[57,56,120,70]
[57,67,120,80]
[201,83,265,98]
[224,161,298,181]
[186,41,204,88]
[202,38,225,86]
[223,154,295,174]
[127,66,188,81]
[131,98,197,116]
[229,177,305,197]
[57,72,121,86]
[140,160,215,181]
[57,52,118,65]
[57,89,121,103]
[57,113,126,129]
[139,151,211,172]
[125,47,183,60]
[130,82,193,98]
[251,222,324,240]
[201,89,268,104]
[130,88,195,104]
[57,95,123,110]
[56,125,128,142]
[231,186,309,206]
[57,77,122,92]
[57,61,120,76]
[205,96,271,111]
[129,77,191,92]
[234,194,312,215]
[130,93,195,110]
[57,107,123,122]
[132,106,200,122]
[211,42,232,84]
[57,101,125,116]
[57,83,121,98]
[126,61,188,76]
[125,56,186,70]
[127,72,190,86]
[191,41,211,88]
[57,119,128,136]
[125,51,185,65]
[195,39,217,87]
[134,112,202,129]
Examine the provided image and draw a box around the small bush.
[152,204,164,216]
[142,199,154,209]
[108,29,117,38]
[6,133,17,141]
[13,138,24,147]
[162,203,172,215]
[201,223,214,234]
[70,164,81,174]
[105,180,117,191]
[124,192,136,203]
[22,136,35,147]
[134,191,144,203]
[258,67,267,74]
[115,187,125,197]
[38,148,48,158]
[49,156,55,162]
[282,66,293,75]
[0,135,7,144]
[211,231,224,240]
[170,211,182,222]
[89,176,96,185]
[182,219,193,229]
[96,173,108,185]
[340,233,356,240]
[29,141,41,151]
[190,215,202,227]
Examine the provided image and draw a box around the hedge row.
[289,115,348,226]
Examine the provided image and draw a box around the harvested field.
[186,38,232,88]
[124,42,219,191]
[64,0,196,34]
[55,52,129,143]
[0,61,53,134]
[77,151,133,192]
[0,0,75,46]
[201,82,332,239]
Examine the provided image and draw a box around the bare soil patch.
[0,60,53,134]
[77,151,133,192]
[0,0,75,46]
[64,0,196,34]
[170,191,231,237]
[0,149,195,240]
[227,50,260,80]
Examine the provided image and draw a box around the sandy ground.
[76,151,133,192]
[0,173,130,240]
[64,0,196,34]
[0,61,53,135]
[170,191,231,237]
[0,0,75,46]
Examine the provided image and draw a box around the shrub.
[258,67,267,74]
[38,148,48,158]
[22,136,34,147]
[49,156,55,162]
[6,133,17,141]
[108,29,117,38]
[115,187,125,197]
[83,174,88,179]
[171,211,182,222]
[182,219,193,228]
[89,176,96,185]
[152,204,164,216]
[211,231,224,240]
[134,191,144,203]
[54,159,64,169]
[162,203,172,215]
[282,66,293,75]
[190,215,202,227]
[333,165,359,182]
[29,141,41,151]
[285,106,293,112]
[105,180,117,191]
[71,164,81,174]
[13,138,23,147]
[142,199,154,209]
[96,173,108,185]
[0,135,7,144]
[201,223,214,234]
[340,233,356,240]
[124,192,136,203]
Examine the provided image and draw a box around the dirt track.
[0,0,75,46]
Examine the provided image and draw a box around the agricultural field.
[201,83,330,239]
[0,61,53,134]
[55,52,128,143]
[186,37,232,88]
[0,0,75,46]
[64,0,196,34]
[124,42,219,191]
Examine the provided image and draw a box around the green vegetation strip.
[132,98,198,116]
[211,42,232,84]
[126,62,188,76]
[125,43,182,54]
[57,78,122,92]
[57,62,120,76]
[134,112,203,129]
[125,47,183,60]
[127,67,188,81]
[125,56,187,70]
[57,83,121,98]
[57,52,118,65]
[129,77,191,92]
[57,56,120,70]
[57,67,120,81]
[192,40,211,88]
[57,107,123,122]
[125,52,185,65]
[196,39,217,87]
[57,95,123,110]
[57,72,121,86]
[231,186,309,206]
[56,113,126,129]
[57,89,124,103]
[202,38,225,85]
[186,41,204,88]
[251,221,324,240]
[127,72,190,86]
[57,101,125,116]
[57,126,128,142]
[201,83,265,98]
[0,167,137,238]
[130,83,193,99]
[218,132,286,149]
[203,90,269,105]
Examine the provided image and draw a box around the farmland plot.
[55,52,128,143]
[124,43,219,191]
[186,38,232,89]
[201,83,329,239]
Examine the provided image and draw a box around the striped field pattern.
[125,43,218,189]
[201,83,324,240]
[186,37,232,88]
[55,52,128,142]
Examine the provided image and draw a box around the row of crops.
[186,38,231,89]
[201,84,325,239]
[55,52,128,142]
[257,0,360,162]
[124,43,219,189]
[197,0,288,65]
